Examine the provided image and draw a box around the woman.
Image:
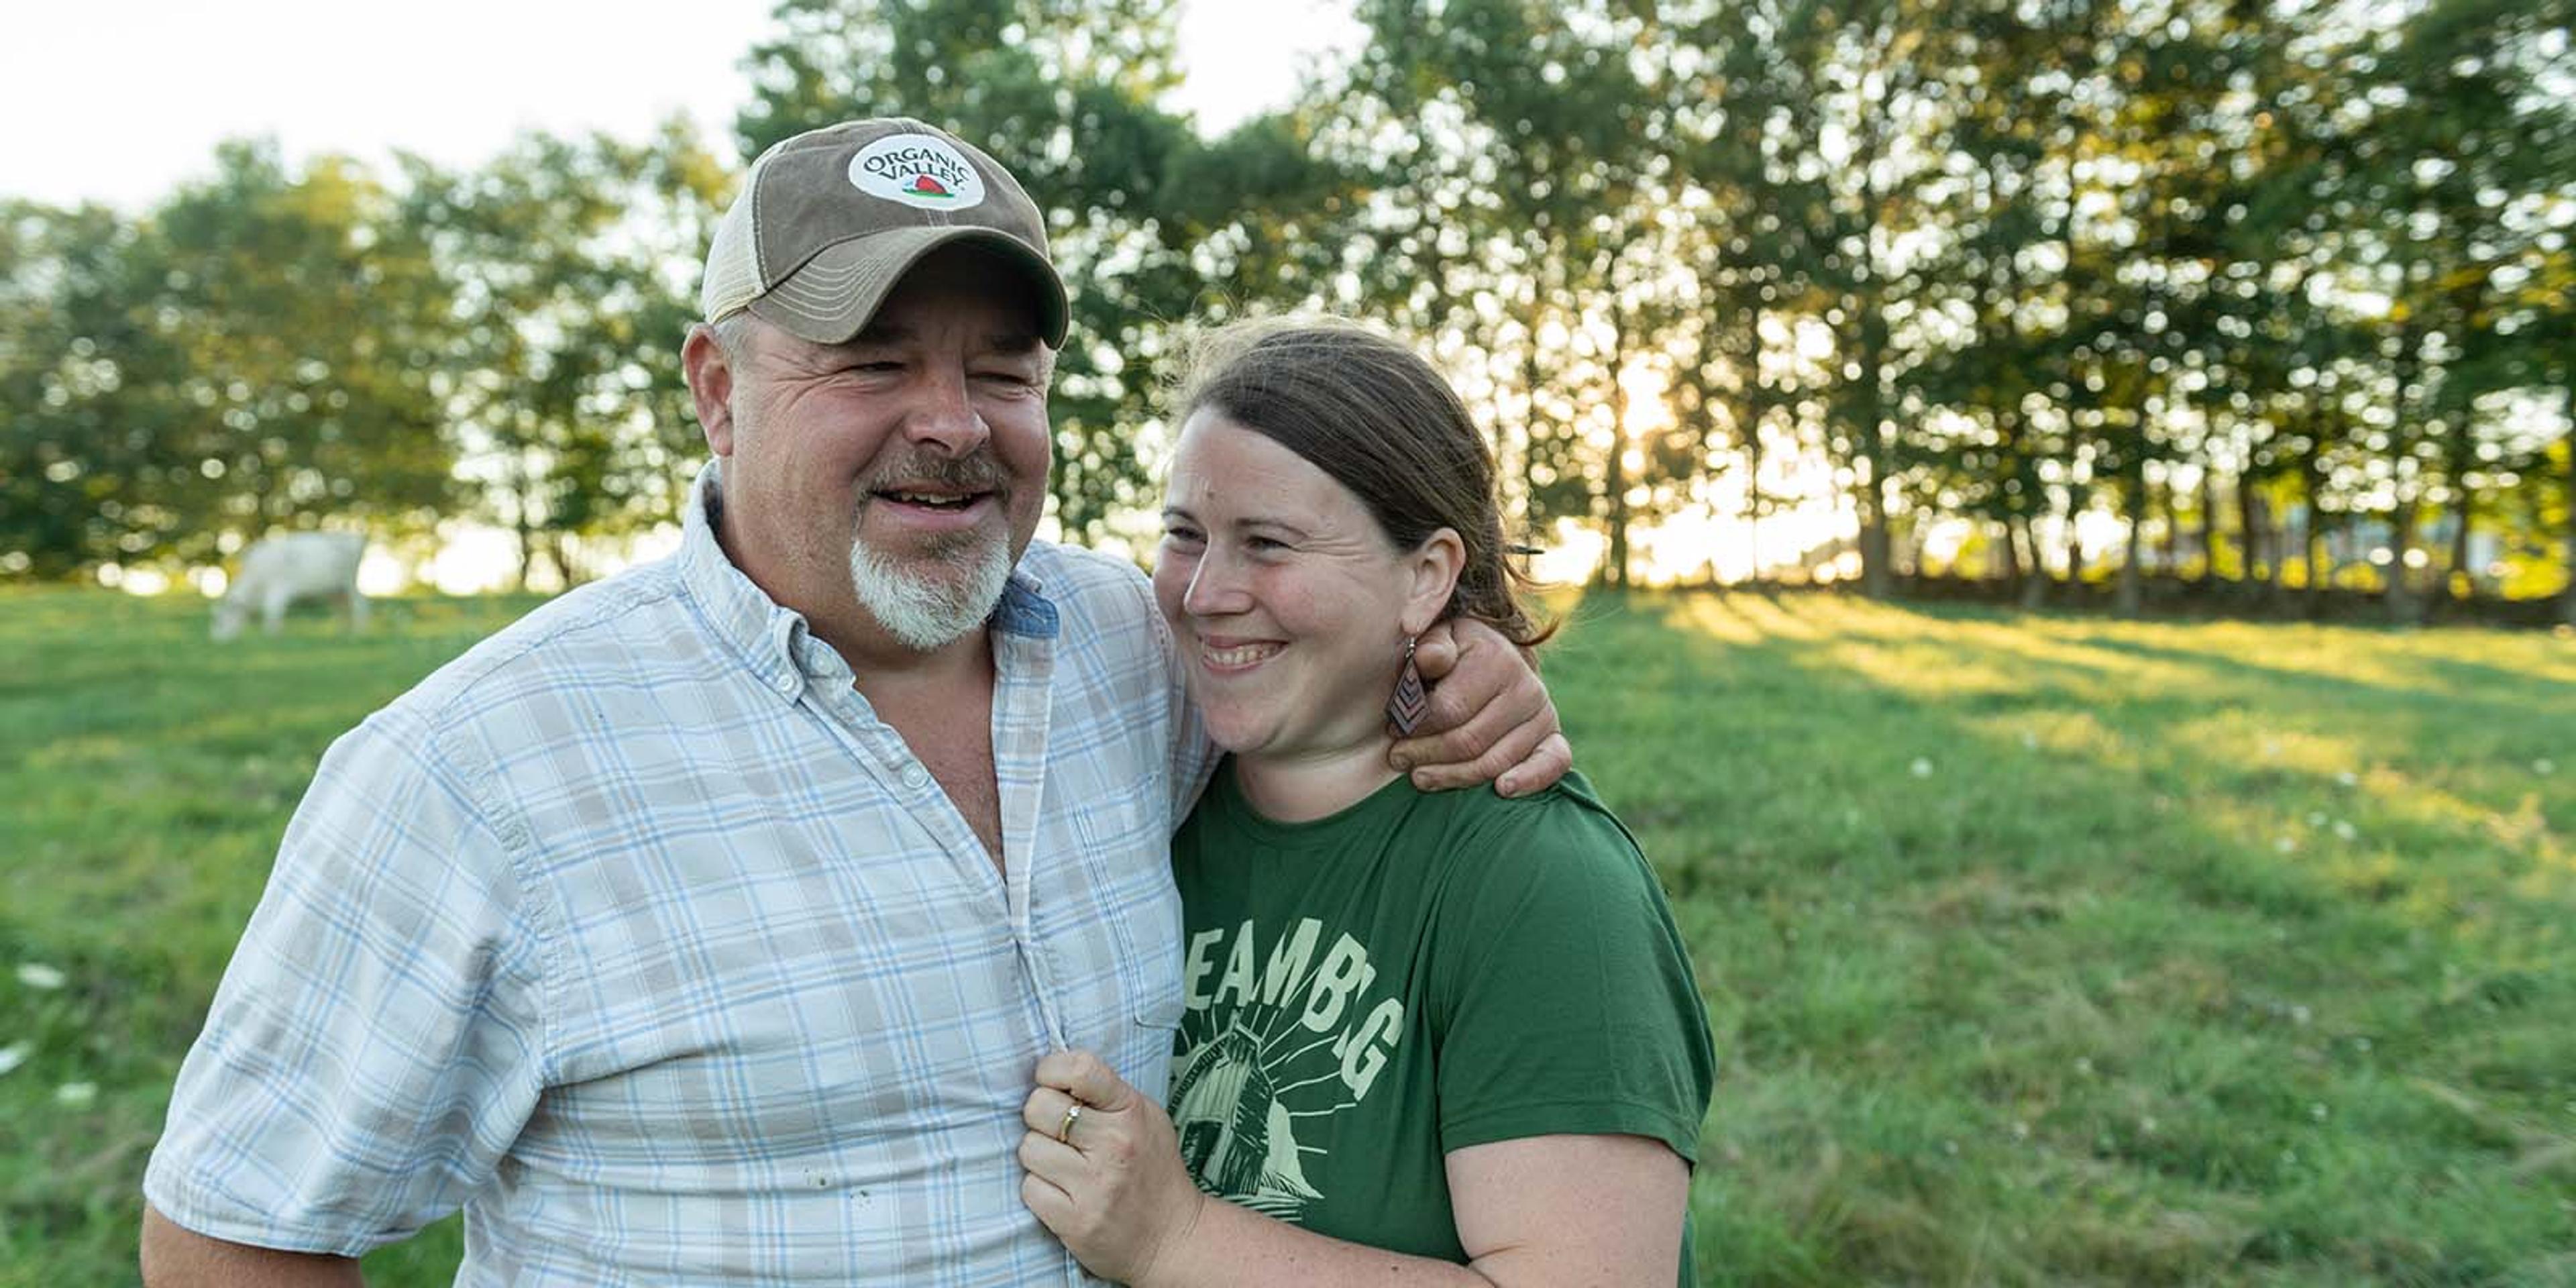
[1016,319,1713,1285]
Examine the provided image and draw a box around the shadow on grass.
[1555,588,2574,1287]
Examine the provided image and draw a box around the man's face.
[692,248,1056,655]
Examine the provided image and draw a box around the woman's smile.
[1195,636,1285,672]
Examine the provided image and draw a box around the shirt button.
[900,763,928,789]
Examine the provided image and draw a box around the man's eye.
[1246,535,1289,553]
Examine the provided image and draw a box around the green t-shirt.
[1166,763,1714,1275]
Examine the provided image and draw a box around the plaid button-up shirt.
[147,467,1211,1285]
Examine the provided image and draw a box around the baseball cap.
[700,117,1070,347]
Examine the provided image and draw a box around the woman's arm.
[1018,1052,1686,1288]
[1444,1134,1689,1284]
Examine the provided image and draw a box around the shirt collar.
[674,463,1063,694]
[991,566,1059,639]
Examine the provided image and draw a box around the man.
[141,118,1566,1285]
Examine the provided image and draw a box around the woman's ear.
[1401,528,1467,637]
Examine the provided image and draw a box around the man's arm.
[143,714,545,1280]
[142,1206,361,1288]
[1389,617,1570,797]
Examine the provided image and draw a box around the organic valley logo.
[848,134,989,211]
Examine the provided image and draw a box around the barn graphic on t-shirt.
[1169,1025,1325,1219]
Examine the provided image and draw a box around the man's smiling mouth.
[879,488,986,509]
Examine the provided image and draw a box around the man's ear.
[682,323,737,457]
[1401,528,1468,637]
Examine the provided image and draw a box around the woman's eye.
[1246,535,1289,553]
[1163,527,1204,546]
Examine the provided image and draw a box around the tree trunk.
[1519,310,1547,551]
[2116,493,2145,618]
[1985,177,2033,600]
[2018,512,2049,610]
[1851,99,1894,600]
[559,534,588,589]
[2237,473,2271,598]
[2196,466,2220,586]
[2386,483,2421,625]
[2061,490,2088,595]
[2153,476,2179,575]
[1743,439,1765,586]
[2386,321,2424,625]
[512,498,539,594]
[1605,356,1631,591]
[2562,376,2575,627]
[1996,408,2033,595]
[1741,305,1768,587]
[2296,430,2330,614]
[2311,517,2337,610]
[1854,304,1894,598]
[2446,495,2475,604]
[250,455,282,537]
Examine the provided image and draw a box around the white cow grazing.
[211,532,369,640]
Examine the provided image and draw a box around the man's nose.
[904,366,989,455]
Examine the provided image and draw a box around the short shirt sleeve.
[142,710,550,1256]
[1428,789,1713,1163]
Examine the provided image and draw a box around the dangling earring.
[1386,635,1429,735]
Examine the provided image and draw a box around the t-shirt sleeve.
[142,712,549,1256]
[1428,792,1713,1164]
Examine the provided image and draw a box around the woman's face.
[1153,411,1451,766]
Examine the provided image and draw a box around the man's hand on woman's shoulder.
[1390,617,1570,798]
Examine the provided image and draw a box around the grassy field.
[2,586,2569,1285]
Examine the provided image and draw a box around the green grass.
[3,586,2569,1285]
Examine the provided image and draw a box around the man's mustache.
[862,451,1009,495]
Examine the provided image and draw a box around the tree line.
[5,0,2570,623]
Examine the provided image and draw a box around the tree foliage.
[2,0,2568,619]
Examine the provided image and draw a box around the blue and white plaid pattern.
[147,466,1212,1285]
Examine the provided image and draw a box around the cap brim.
[748,226,1071,349]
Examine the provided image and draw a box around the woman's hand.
[1018,1049,1210,1287]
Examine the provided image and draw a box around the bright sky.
[1,0,1364,210]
